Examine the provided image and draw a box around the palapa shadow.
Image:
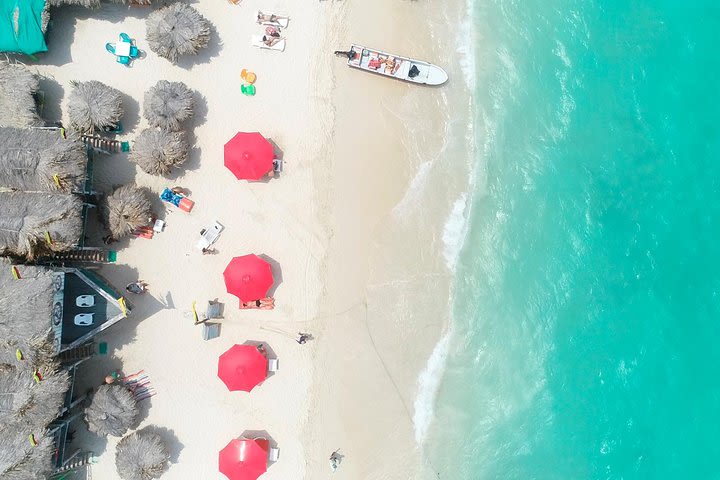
[36,75,64,124]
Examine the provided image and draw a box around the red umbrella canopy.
[217,344,268,392]
[223,254,274,303]
[219,438,269,480]
[224,132,274,180]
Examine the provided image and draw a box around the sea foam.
[442,195,470,271]
[413,327,453,444]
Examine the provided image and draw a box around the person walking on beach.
[296,332,312,344]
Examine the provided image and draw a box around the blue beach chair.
[120,32,132,43]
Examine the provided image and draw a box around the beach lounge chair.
[267,357,279,372]
[116,56,130,65]
[251,35,285,52]
[196,221,224,250]
[105,42,116,54]
[202,322,220,340]
[205,300,223,319]
[130,46,139,58]
[272,158,283,173]
[269,447,280,462]
[119,32,132,43]
[74,313,94,326]
[76,295,95,307]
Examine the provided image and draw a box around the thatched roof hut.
[67,81,123,134]
[146,3,210,63]
[0,63,42,128]
[115,430,169,480]
[0,339,69,479]
[85,384,139,437]
[0,261,55,347]
[130,128,188,176]
[101,184,153,240]
[143,81,194,131]
[0,128,87,193]
[0,192,84,259]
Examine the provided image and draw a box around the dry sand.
[29,0,467,478]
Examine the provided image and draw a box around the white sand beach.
[27,0,469,477]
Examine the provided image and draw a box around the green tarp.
[0,0,47,55]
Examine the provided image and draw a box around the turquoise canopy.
[0,0,47,55]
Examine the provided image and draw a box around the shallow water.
[424,0,720,478]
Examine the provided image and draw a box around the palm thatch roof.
[0,341,69,479]
[0,63,42,128]
[85,384,139,437]
[130,128,188,176]
[0,427,55,480]
[67,81,123,134]
[0,128,87,193]
[0,192,84,259]
[0,261,55,347]
[143,81,194,131]
[116,430,169,480]
[146,3,210,63]
[101,185,153,240]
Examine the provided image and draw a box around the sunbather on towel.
[257,12,286,24]
[262,35,283,47]
[265,26,281,37]
[240,297,275,310]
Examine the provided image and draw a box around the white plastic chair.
[76,295,95,307]
[74,313,94,326]
[267,358,279,372]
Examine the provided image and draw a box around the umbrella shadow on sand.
[242,340,278,379]
[140,425,184,464]
[258,254,283,297]
[240,430,280,465]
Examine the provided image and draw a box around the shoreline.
[302,0,477,478]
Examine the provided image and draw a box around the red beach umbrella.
[219,437,269,480]
[224,132,274,180]
[217,344,268,392]
[223,254,274,303]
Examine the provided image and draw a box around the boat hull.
[344,44,448,86]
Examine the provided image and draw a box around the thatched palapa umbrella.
[116,430,169,480]
[143,81,194,131]
[146,3,210,63]
[85,384,139,437]
[0,127,87,192]
[68,80,123,134]
[130,128,188,176]
[102,184,153,240]
[0,192,84,259]
[0,62,42,128]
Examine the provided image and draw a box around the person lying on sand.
[262,35,284,47]
[257,12,287,24]
[240,297,275,310]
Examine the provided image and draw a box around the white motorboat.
[336,44,448,86]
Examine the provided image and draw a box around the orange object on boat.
[179,197,195,212]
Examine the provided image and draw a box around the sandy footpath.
[35,0,330,478]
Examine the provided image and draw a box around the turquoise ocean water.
[425,0,720,478]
